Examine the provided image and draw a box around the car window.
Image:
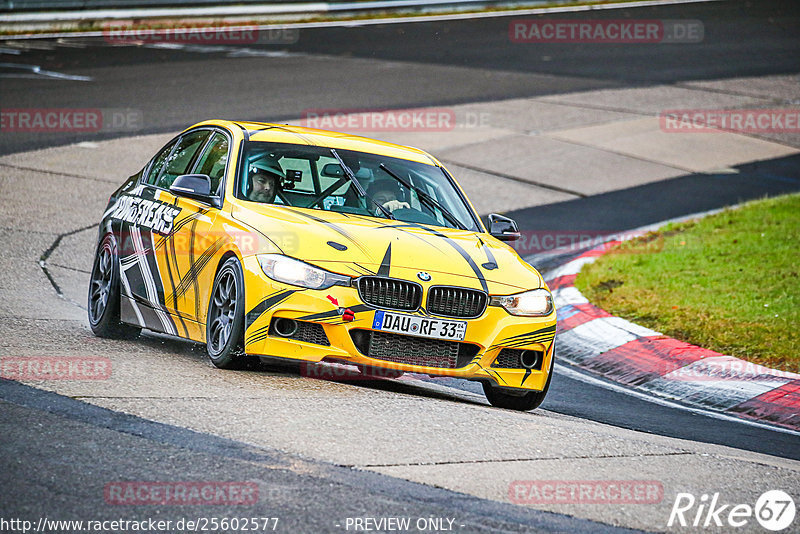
[238,141,480,231]
[316,155,358,196]
[144,139,178,185]
[155,130,211,190]
[279,157,314,193]
[192,131,229,195]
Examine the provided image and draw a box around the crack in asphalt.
[0,162,119,183]
[46,262,91,274]
[440,159,586,197]
[0,225,58,236]
[673,81,792,104]
[545,134,701,175]
[39,222,95,309]
[0,380,637,534]
[537,87,799,151]
[355,452,694,469]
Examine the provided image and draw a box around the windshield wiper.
[379,163,467,231]
[330,149,395,220]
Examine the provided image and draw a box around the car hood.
[232,204,542,293]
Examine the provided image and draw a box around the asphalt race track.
[1,1,800,532]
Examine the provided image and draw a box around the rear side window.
[145,139,178,185]
[192,132,229,195]
[154,130,211,189]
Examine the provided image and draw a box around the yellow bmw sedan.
[88,119,556,410]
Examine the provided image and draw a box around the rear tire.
[87,234,141,339]
[206,257,247,369]
[482,355,554,411]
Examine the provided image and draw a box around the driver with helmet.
[247,159,285,203]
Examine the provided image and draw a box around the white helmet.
[250,158,285,180]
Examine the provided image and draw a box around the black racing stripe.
[375,222,450,253]
[496,325,557,344]
[296,309,340,322]
[509,330,556,342]
[246,293,325,345]
[477,237,498,270]
[280,207,372,258]
[492,337,554,350]
[244,289,297,330]
[166,238,224,306]
[246,330,273,346]
[352,263,376,275]
[121,255,145,297]
[348,265,371,276]
[377,221,488,291]
[522,368,532,385]
[247,333,269,345]
[489,337,555,351]
[167,221,185,308]
[136,228,178,336]
[155,208,205,250]
[296,303,373,322]
[499,336,555,349]
[377,244,391,277]
[414,223,489,293]
[138,228,163,301]
[478,363,507,386]
[139,187,157,201]
[134,301,167,332]
[245,322,271,341]
[161,230,189,337]
[189,218,201,319]
[163,192,189,335]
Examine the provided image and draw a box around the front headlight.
[257,254,350,290]
[490,288,553,316]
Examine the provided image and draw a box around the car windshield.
[236,141,480,231]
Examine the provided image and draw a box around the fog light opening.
[520,350,542,370]
[274,318,299,337]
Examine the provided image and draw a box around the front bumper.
[241,257,556,391]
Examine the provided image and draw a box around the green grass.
[574,193,800,372]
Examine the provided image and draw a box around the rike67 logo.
[668,490,795,531]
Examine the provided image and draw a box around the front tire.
[88,234,141,339]
[482,357,554,411]
[206,257,247,369]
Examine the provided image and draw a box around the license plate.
[372,310,467,341]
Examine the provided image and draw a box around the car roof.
[188,119,441,167]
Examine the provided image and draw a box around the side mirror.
[170,174,213,202]
[321,163,344,178]
[488,213,521,242]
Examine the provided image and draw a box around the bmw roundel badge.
[417,271,432,282]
